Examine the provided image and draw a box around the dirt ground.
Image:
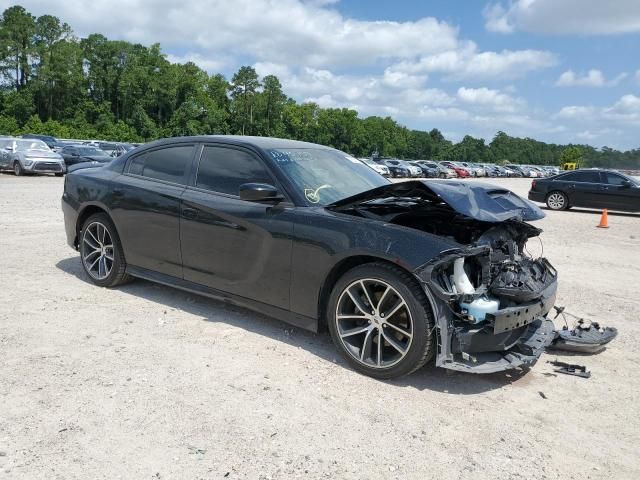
[1,173,639,480]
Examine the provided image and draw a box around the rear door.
[555,171,601,207]
[110,144,196,278]
[179,144,294,309]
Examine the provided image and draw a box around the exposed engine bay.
[331,180,560,372]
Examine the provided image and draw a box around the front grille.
[33,162,63,172]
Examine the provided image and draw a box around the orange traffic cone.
[597,209,609,228]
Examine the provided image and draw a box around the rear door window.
[558,171,600,183]
[195,146,273,196]
[128,145,194,185]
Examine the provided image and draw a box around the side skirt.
[126,265,318,333]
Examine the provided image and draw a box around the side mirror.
[621,180,632,188]
[239,183,283,202]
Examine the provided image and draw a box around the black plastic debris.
[547,360,591,378]
[549,306,618,353]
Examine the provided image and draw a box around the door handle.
[182,207,198,219]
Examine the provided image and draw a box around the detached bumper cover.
[442,318,555,374]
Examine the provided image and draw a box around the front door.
[597,171,640,211]
[180,144,294,310]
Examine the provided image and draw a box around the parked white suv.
[0,138,66,176]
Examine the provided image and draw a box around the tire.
[14,162,24,176]
[55,173,63,177]
[439,173,446,179]
[79,213,133,287]
[546,191,569,211]
[327,262,435,379]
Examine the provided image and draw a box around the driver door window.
[196,146,273,196]
[603,173,628,186]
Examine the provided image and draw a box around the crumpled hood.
[329,180,545,222]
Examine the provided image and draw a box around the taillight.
[531,180,537,189]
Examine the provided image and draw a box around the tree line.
[0,5,638,169]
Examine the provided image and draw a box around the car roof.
[142,135,332,150]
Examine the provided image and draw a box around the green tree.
[230,66,260,135]
[560,146,583,166]
[0,6,36,90]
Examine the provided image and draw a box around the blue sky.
[6,0,640,149]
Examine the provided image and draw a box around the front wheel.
[546,191,569,211]
[14,162,24,176]
[327,263,435,379]
[80,213,133,287]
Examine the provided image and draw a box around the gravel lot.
[1,173,639,479]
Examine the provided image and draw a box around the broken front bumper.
[415,248,558,374]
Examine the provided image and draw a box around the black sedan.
[60,145,113,167]
[62,136,558,378]
[528,169,639,212]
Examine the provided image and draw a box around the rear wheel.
[546,191,569,211]
[55,173,63,177]
[327,263,435,379]
[13,162,23,176]
[80,213,133,287]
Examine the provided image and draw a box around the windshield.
[268,148,389,205]
[77,147,107,156]
[16,140,49,151]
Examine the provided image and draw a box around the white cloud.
[7,0,459,68]
[554,95,640,126]
[457,87,525,112]
[603,94,640,123]
[484,0,640,35]
[555,106,597,119]
[636,70,640,84]
[7,0,556,82]
[389,43,557,80]
[555,69,627,87]
[165,53,230,73]
[254,63,454,119]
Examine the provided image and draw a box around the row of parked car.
[0,134,137,176]
[360,157,560,179]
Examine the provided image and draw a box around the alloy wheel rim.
[335,278,413,369]
[548,193,565,209]
[82,221,114,280]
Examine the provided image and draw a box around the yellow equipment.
[562,162,578,171]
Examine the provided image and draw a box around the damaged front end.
[415,231,557,373]
[331,180,559,373]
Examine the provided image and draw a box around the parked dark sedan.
[62,136,558,378]
[60,145,112,167]
[528,169,639,212]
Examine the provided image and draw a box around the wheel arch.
[316,255,418,332]
[75,204,114,246]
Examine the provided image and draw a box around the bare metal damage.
[333,180,559,373]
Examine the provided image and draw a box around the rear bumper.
[528,191,546,203]
[61,195,79,249]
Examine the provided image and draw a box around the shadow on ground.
[56,256,537,395]
[544,206,640,218]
